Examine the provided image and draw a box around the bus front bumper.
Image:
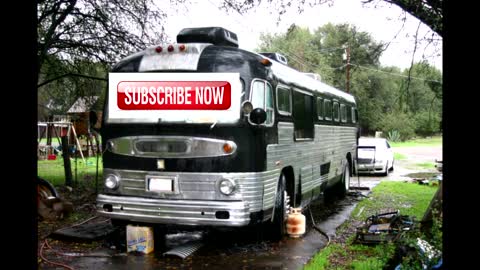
[96,194,251,226]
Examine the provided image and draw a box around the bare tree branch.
[403,21,422,112]
[38,73,107,88]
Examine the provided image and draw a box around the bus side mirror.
[89,111,100,131]
[249,108,267,125]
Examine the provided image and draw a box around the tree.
[258,24,397,133]
[38,56,107,120]
[257,23,441,138]
[365,0,442,37]
[37,0,172,119]
[37,0,167,88]
[258,23,384,89]
[220,0,442,37]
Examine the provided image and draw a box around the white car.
[356,137,394,176]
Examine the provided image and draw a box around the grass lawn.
[304,181,439,270]
[393,152,407,160]
[389,136,442,148]
[37,156,103,187]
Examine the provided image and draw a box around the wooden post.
[61,136,73,186]
[71,125,86,163]
[421,181,442,235]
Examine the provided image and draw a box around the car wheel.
[382,162,389,176]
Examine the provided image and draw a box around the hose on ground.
[39,239,75,270]
[308,206,331,247]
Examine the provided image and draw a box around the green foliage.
[257,25,442,137]
[37,156,103,188]
[38,57,107,120]
[396,219,442,270]
[389,136,442,148]
[304,243,345,269]
[415,162,435,169]
[351,182,437,221]
[394,152,407,160]
[387,130,401,142]
[378,111,416,141]
[414,111,441,136]
[306,182,438,269]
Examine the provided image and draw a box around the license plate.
[148,178,174,192]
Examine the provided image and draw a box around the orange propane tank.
[286,207,306,238]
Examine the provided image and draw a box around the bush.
[414,111,441,137]
[379,111,416,141]
[387,130,401,142]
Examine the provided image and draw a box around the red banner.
[117,81,231,110]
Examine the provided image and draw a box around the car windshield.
[358,138,386,148]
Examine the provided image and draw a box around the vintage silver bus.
[95,27,359,239]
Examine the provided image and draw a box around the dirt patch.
[38,185,102,259]
[404,172,439,179]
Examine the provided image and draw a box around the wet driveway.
[41,189,370,270]
[40,144,441,269]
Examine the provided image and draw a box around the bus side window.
[277,87,291,115]
[324,100,332,121]
[265,83,274,125]
[293,90,314,140]
[333,101,340,122]
[250,79,274,126]
[317,97,323,120]
[340,104,347,123]
[351,107,357,123]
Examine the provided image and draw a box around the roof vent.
[304,73,321,81]
[259,53,288,65]
[176,27,238,48]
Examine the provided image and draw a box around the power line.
[207,0,343,73]
[350,64,442,84]
[205,0,441,85]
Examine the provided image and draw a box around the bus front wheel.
[270,174,289,240]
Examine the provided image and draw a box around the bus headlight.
[105,174,120,190]
[241,101,253,114]
[219,178,236,195]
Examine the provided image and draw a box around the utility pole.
[345,45,351,93]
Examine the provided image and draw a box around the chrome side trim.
[267,122,357,198]
[108,136,237,158]
[97,194,250,226]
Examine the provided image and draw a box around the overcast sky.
[160,0,442,72]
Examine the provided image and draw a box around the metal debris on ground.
[163,241,204,259]
[355,210,415,244]
[410,178,430,185]
[347,190,369,198]
[51,219,116,241]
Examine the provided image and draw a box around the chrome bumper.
[357,164,385,172]
[96,194,250,226]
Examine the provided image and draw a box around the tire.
[37,177,59,199]
[382,162,389,176]
[340,160,350,197]
[325,159,350,202]
[270,174,289,241]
